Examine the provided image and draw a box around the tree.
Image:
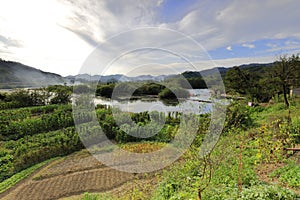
[6,90,35,107]
[96,84,115,98]
[0,93,6,101]
[224,66,259,101]
[50,86,71,104]
[30,88,51,106]
[158,87,189,99]
[271,54,300,108]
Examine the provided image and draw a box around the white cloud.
[0,0,93,75]
[226,46,232,51]
[174,0,300,50]
[266,43,278,48]
[242,43,255,49]
[156,0,164,7]
[0,0,300,76]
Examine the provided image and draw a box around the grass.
[82,192,115,200]
[119,141,166,153]
[250,97,300,125]
[0,157,58,194]
[270,161,300,188]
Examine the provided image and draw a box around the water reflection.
[94,89,212,115]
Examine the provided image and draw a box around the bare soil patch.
[1,148,160,200]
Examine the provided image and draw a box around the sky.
[0,0,300,76]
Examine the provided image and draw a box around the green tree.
[96,84,115,98]
[158,87,189,99]
[50,86,71,104]
[224,66,258,101]
[6,90,35,107]
[271,54,300,108]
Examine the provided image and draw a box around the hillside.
[0,59,65,89]
[0,57,274,89]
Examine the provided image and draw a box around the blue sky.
[209,37,300,60]
[159,0,199,23]
[0,0,300,76]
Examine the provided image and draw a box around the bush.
[158,87,189,99]
[96,84,115,98]
[223,101,253,133]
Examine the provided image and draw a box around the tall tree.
[225,66,259,101]
[271,54,300,108]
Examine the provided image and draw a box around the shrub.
[223,101,253,133]
[158,87,189,99]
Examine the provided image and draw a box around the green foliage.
[0,127,82,181]
[0,106,74,140]
[187,77,207,89]
[133,82,165,96]
[5,89,36,107]
[0,89,50,108]
[0,92,6,100]
[270,161,300,187]
[290,116,300,143]
[0,86,71,109]
[0,148,13,181]
[82,192,115,200]
[223,101,253,133]
[224,54,300,105]
[0,104,80,182]
[96,84,115,98]
[202,184,297,200]
[152,159,201,200]
[238,184,296,200]
[158,87,189,99]
[153,132,298,200]
[254,119,295,164]
[225,67,252,96]
[49,85,72,104]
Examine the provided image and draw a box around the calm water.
[94,89,212,114]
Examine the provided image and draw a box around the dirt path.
[0,150,155,200]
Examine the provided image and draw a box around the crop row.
[0,127,82,182]
[0,104,71,123]
[0,109,74,140]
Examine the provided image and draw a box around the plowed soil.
[0,150,157,200]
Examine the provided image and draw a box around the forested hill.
[181,63,274,78]
[0,59,65,89]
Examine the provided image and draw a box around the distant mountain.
[0,59,64,89]
[180,67,229,79]
[238,63,274,74]
[66,74,175,83]
[14,62,272,86]
[0,58,275,89]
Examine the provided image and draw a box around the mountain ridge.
[0,58,274,89]
[0,59,65,89]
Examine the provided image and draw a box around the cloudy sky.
[0,0,300,76]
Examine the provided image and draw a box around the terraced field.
[0,150,157,200]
